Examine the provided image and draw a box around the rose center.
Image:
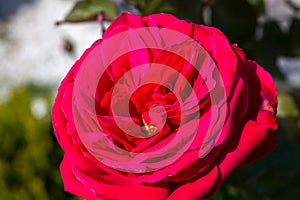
[140,104,166,137]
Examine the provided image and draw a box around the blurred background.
[0,0,299,199]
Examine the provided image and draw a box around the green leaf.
[277,92,299,118]
[63,0,118,23]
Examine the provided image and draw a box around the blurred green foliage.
[0,85,79,200]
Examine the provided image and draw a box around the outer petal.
[105,12,180,39]
[246,60,278,123]
[52,40,101,172]
[71,165,170,200]
[105,12,144,32]
[106,12,179,35]
[205,119,277,198]
[147,13,180,27]
[166,165,220,200]
[60,155,102,200]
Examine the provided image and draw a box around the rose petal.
[147,13,179,28]
[71,164,170,200]
[166,164,220,200]
[205,119,277,197]
[60,155,102,200]
[246,60,278,121]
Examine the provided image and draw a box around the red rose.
[52,12,278,200]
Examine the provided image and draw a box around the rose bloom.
[52,12,278,200]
